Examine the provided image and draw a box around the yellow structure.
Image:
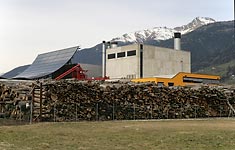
[131,72,220,87]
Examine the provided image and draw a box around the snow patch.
[112,17,216,43]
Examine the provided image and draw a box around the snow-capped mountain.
[174,17,216,34]
[111,17,216,43]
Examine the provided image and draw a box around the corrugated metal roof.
[14,46,78,79]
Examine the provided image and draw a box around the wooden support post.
[112,102,115,120]
[76,104,78,121]
[96,103,99,121]
[133,103,136,120]
[39,82,42,121]
[30,86,34,124]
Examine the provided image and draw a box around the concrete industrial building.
[104,33,220,86]
[105,38,190,79]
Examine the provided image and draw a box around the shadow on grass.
[0,118,29,126]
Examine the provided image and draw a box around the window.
[168,82,174,86]
[157,82,164,87]
[183,77,202,83]
[140,44,143,50]
[117,52,125,58]
[127,74,136,79]
[127,50,136,56]
[183,77,219,84]
[108,53,115,59]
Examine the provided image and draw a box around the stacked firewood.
[39,81,235,121]
[0,83,31,120]
[1,81,235,121]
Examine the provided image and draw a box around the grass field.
[0,118,235,150]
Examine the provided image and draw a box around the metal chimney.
[174,32,181,50]
[102,41,106,77]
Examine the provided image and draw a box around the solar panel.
[1,65,30,79]
[14,46,78,79]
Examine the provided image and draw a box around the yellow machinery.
[131,72,220,87]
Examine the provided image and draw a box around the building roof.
[14,46,79,79]
[1,65,30,79]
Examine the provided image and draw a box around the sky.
[0,0,234,73]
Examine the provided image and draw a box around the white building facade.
[106,44,191,79]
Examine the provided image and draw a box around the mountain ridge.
[111,17,216,43]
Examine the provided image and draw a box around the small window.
[168,82,174,86]
[127,50,136,56]
[117,52,125,58]
[108,53,115,59]
[140,44,143,50]
[157,82,164,87]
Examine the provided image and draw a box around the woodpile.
[0,83,32,120]
[1,80,235,122]
[40,81,235,121]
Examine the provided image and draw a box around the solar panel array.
[14,46,78,79]
[1,65,30,79]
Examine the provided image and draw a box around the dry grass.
[0,118,235,150]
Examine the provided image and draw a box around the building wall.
[80,63,102,78]
[106,44,191,79]
[143,45,191,77]
[106,44,140,79]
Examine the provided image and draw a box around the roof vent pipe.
[102,41,106,78]
[110,41,118,48]
[107,42,111,49]
[174,32,181,50]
